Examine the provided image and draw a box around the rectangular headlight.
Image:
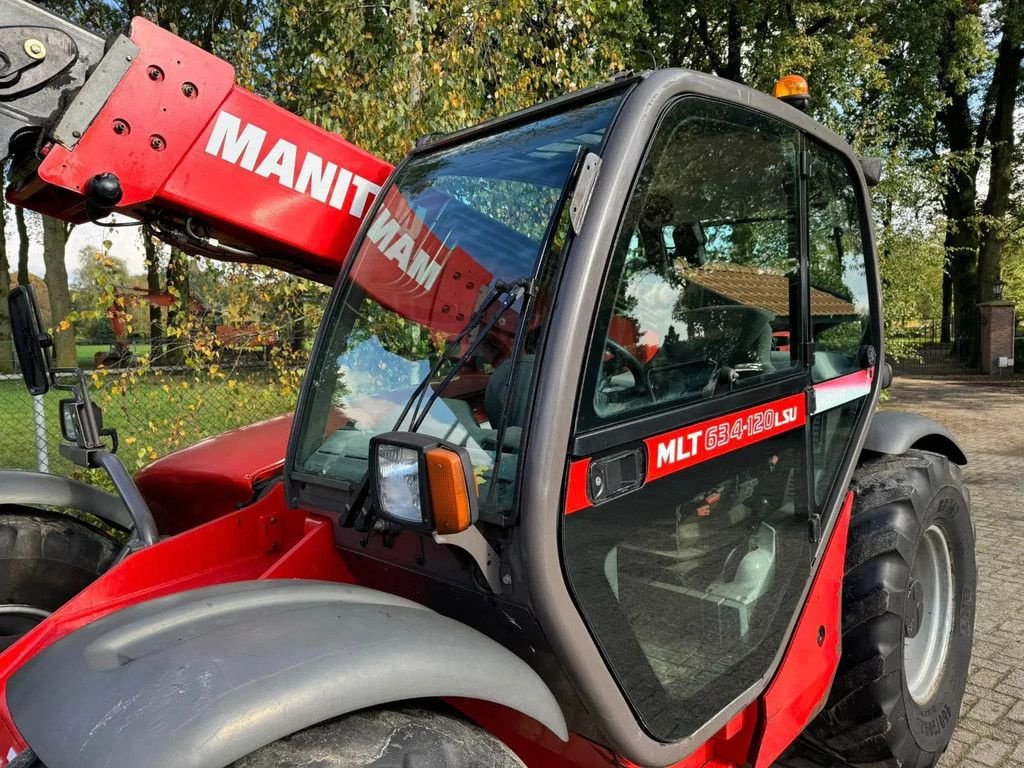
[375,444,423,524]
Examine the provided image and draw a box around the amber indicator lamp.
[773,74,810,111]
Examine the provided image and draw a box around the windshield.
[293,94,624,518]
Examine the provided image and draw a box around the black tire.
[0,506,120,651]
[808,450,976,767]
[8,748,39,768]
[232,705,525,768]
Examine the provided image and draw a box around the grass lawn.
[0,369,295,477]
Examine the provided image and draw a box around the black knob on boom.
[84,172,123,219]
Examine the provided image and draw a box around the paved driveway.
[885,378,1024,767]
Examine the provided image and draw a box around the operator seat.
[645,305,773,400]
[483,355,536,450]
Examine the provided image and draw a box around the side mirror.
[859,156,883,187]
[60,398,118,453]
[369,432,478,535]
[9,285,53,396]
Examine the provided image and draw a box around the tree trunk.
[976,25,1022,306]
[940,270,952,344]
[41,215,77,367]
[935,6,982,364]
[723,3,744,83]
[942,177,979,361]
[14,205,29,287]
[0,177,12,373]
[164,248,189,366]
[143,231,164,362]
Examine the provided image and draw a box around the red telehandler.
[0,3,976,767]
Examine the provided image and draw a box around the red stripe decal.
[645,392,806,482]
[811,367,874,414]
[565,393,807,514]
[564,458,592,516]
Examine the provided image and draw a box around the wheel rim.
[0,605,51,650]
[904,524,955,704]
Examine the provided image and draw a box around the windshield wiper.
[391,279,530,433]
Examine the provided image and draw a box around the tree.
[976,5,1023,309]
[142,230,164,361]
[70,246,131,341]
[878,0,1022,359]
[164,247,190,366]
[0,171,12,373]
[41,215,77,367]
[254,0,645,161]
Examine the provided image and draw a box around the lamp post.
[993,276,1005,300]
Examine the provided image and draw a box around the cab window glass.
[808,145,872,382]
[807,141,874,505]
[580,98,802,430]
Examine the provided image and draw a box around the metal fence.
[0,339,301,478]
[889,318,976,377]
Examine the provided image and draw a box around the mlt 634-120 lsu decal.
[644,392,806,482]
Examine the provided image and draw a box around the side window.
[580,98,802,430]
[807,142,874,505]
[808,146,872,381]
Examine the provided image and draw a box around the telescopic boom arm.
[1,0,394,283]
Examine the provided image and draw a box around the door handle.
[588,446,645,505]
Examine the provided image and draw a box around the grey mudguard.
[0,470,132,529]
[7,579,568,768]
[863,411,967,465]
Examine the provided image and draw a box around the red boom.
[8,17,393,283]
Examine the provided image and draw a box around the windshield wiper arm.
[390,279,528,434]
[409,281,528,432]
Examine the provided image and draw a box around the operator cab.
[285,69,880,766]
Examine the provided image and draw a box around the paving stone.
[971,698,1011,725]
[1008,701,1024,724]
[967,738,1012,767]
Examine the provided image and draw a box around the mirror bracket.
[433,526,502,594]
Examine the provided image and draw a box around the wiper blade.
[390,279,529,434]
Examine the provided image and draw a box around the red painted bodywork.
[754,491,852,767]
[0,484,333,762]
[8,17,393,283]
[134,414,292,534]
[0,485,851,768]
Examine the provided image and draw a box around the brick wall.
[979,302,1016,374]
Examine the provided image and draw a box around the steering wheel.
[604,339,656,403]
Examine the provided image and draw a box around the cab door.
[560,96,815,742]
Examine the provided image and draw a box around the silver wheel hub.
[904,524,955,704]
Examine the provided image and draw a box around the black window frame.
[562,93,821,744]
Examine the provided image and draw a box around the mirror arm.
[91,451,159,547]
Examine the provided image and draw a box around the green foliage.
[249,0,646,162]
[21,0,1021,479]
